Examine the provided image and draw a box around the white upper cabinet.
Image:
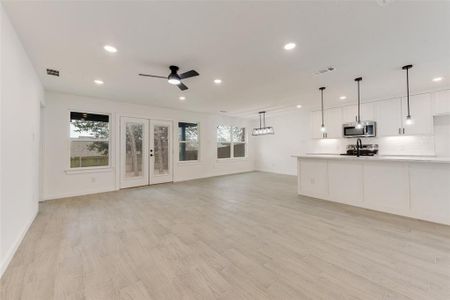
[325,108,343,138]
[433,90,450,115]
[311,91,436,139]
[342,103,375,123]
[402,94,433,136]
[375,98,403,137]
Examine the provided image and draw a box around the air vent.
[46,68,59,77]
[314,66,335,76]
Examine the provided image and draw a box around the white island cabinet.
[295,155,450,225]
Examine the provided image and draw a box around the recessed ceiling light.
[339,96,347,100]
[179,96,186,101]
[432,77,443,82]
[296,104,302,109]
[103,45,117,53]
[284,42,296,50]
[94,79,104,85]
[214,79,222,84]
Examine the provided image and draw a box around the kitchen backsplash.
[308,135,436,156]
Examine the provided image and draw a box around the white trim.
[64,166,113,174]
[42,186,117,201]
[0,208,38,279]
[216,157,248,163]
[177,160,202,166]
[177,120,201,163]
[216,125,248,160]
[67,109,112,170]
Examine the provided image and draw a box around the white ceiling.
[4,1,450,116]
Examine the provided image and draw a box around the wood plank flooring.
[1,171,450,299]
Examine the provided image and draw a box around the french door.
[120,117,173,188]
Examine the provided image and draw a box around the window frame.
[216,125,247,161]
[68,110,112,171]
[177,121,201,164]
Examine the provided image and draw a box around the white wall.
[254,109,310,175]
[0,3,44,277]
[434,115,450,157]
[42,91,255,200]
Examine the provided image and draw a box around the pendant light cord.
[355,77,362,124]
[406,67,411,117]
[258,111,266,129]
[357,80,361,123]
[319,87,325,127]
[402,64,413,119]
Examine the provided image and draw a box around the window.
[217,125,231,159]
[217,125,246,159]
[178,122,199,161]
[70,112,110,168]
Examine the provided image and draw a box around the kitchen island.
[294,154,450,225]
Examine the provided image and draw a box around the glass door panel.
[150,120,173,184]
[125,122,144,178]
[153,125,169,175]
[120,117,149,188]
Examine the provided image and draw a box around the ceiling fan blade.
[179,70,199,79]
[138,73,167,79]
[177,82,188,91]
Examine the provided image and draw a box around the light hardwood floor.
[1,172,450,300]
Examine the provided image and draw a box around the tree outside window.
[70,112,110,168]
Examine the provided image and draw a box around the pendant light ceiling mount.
[402,64,413,125]
[252,111,274,136]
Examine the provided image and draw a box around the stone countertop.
[292,154,450,164]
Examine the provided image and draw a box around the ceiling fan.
[139,65,199,91]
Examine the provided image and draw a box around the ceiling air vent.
[46,68,60,77]
[314,66,335,76]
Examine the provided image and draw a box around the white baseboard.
[173,169,255,183]
[42,186,117,201]
[255,168,297,176]
[0,208,38,279]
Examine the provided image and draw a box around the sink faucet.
[356,138,362,157]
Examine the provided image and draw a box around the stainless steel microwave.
[343,121,376,138]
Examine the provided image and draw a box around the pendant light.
[319,87,326,134]
[252,111,274,136]
[402,64,413,125]
[355,77,363,129]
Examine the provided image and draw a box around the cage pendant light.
[355,77,363,129]
[402,64,413,125]
[252,111,274,136]
[319,87,326,137]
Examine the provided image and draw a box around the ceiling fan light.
[168,73,181,85]
[168,79,181,85]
